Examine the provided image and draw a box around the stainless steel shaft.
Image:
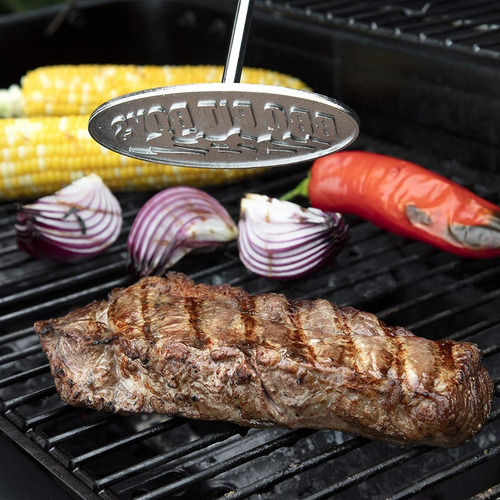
[222,0,256,84]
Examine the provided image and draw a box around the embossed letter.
[312,112,338,143]
[198,99,235,141]
[231,101,257,132]
[146,105,170,142]
[111,115,128,142]
[264,103,290,141]
[169,102,196,143]
[125,109,147,141]
[289,107,313,141]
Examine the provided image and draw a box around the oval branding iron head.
[88,83,359,169]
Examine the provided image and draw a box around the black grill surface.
[1,134,500,499]
[258,0,500,60]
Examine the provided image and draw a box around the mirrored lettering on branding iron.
[89,83,359,169]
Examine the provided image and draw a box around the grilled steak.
[34,272,493,448]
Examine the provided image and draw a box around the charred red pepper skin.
[308,151,500,258]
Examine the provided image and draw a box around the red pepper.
[283,151,500,258]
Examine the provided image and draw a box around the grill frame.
[249,0,500,174]
[1,1,500,499]
[259,0,500,61]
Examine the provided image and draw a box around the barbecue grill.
[1,0,500,498]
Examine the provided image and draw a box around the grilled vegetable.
[127,186,237,277]
[0,115,264,200]
[16,173,122,261]
[238,193,348,279]
[283,150,500,258]
[0,64,310,118]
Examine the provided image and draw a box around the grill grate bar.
[94,425,242,491]
[0,247,125,294]
[423,0,498,19]
[342,7,417,25]
[0,253,29,272]
[132,429,318,500]
[481,343,500,358]
[405,287,500,332]
[375,264,500,320]
[482,407,499,425]
[297,0,351,13]
[385,441,500,500]
[0,276,132,325]
[340,253,454,305]
[299,446,428,500]
[447,316,500,342]
[0,363,49,388]
[1,385,56,412]
[0,205,17,221]
[445,25,500,46]
[45,414,126,449]
[417,21,490,41]
[0,242,17,257]
[23,404,77,431]
[0,344,41,365]
[0,327,34,346]
[302,249,448,302]
[476,38,500,50]
[0,259,127,308]
[221,436,369,500]
[306,0,390,18]
[189,258,242,282]
[242,236,425,300]
[69,418,186,469]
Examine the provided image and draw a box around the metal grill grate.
[257,0,500,60]
[1,137,500,499]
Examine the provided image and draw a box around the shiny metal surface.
[88,83,359,169]
[222,0,255,84]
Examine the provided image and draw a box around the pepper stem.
[280,173,311,201]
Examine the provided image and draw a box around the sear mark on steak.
[34,272,493,448]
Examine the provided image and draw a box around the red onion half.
[16,173,122,261]
[127,186,238,277]
[238,193,349,279]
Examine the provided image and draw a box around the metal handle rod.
[222,0,256,84]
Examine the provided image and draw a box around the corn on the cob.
[0,114,265,200]
[0,64,310,118]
